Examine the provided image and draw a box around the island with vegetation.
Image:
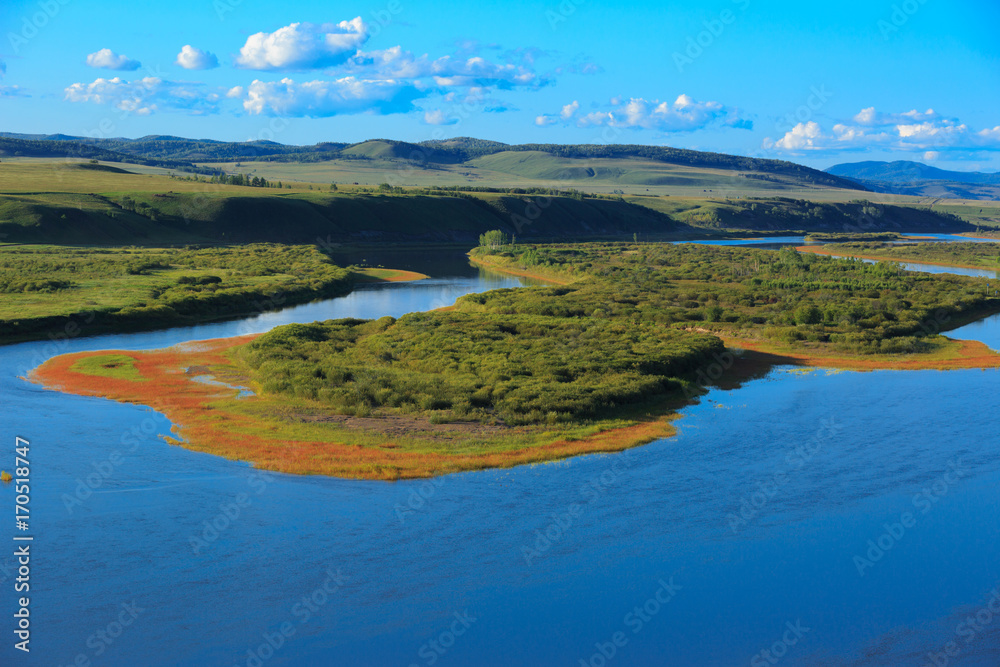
[0,243,426,344]
[33,236,1000,480]
[797,240,1000,271]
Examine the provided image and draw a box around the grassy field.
[198,151,878,199]
[34,240,1000,479]
[0,243,422,344]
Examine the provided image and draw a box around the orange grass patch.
[720,334,1000,371]
[355,268,430,282]
[795,245,996,272]
[30,336,675,480]
[467,255,571,285]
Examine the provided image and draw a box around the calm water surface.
[1,252,998,666]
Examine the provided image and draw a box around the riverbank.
[30,241,1000,480]
[467,253,570,284]
[795,244,1000,272]
[353,268,430,282]
[0,243,427,347]
[720,333,1000,371]
[30,337,686,479]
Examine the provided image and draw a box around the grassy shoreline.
[796,243,1000,272]
[0,245,426,347]
[30,240,1000,480]
[30,338,693,480]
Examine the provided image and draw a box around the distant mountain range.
[0,132,863,191]
[826,160,1000,200]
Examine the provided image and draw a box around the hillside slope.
[0,189,689,245]
[2,133,865,192]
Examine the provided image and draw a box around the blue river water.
[1,255,999,666]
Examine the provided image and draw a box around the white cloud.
[235,19,369,70]
[85,48,141,71]
[226,86,244,99]
[346,48,546,90]
[175,45,219,70]
[64,77,218,115]
[423,109,458,125]
[924,151,940,161]
[230,37,547,118]
[979,126,1000,142]
[765,108,1000,156]
[895,120,969,145]
[242,77,418,117]
[549,94,743,132]
[853,106,939,126]
[768,121,826,151]
[535,114,558,126]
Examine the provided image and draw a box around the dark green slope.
[0,192,688,245]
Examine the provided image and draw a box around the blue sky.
[1,0,998,170]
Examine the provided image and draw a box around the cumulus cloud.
[853,106,939,126]
[540,94,746,132]
[424,109,459,125]
[535,114,558,126]
[235,19,369,70]
[764,107,1000,155]
[241,77,420,117]
[64,77,218,115]
[230,34,547,118]
[766,121,825,151]
[85,48,141,71]
[175,45,219,70]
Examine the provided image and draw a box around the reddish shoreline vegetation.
[31,240,1000,479]
[31,338,684,480]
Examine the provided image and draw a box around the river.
[1,249,998,666]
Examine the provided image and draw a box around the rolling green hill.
[0,162,690,244]
[0,159,975,245]
[2,132,863,192]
